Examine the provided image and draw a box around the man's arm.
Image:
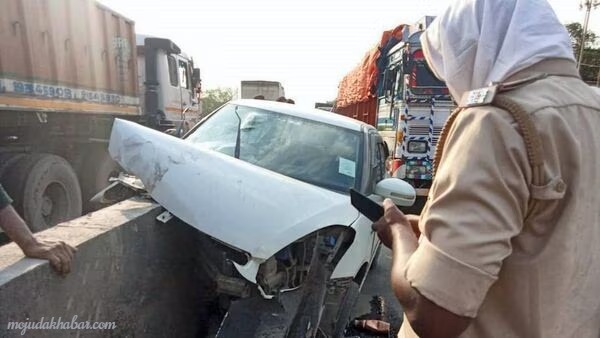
[0,185,76,274]
[373,200,471,338]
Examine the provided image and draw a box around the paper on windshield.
[338,157,356,178]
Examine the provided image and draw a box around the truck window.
[168,56,178,87]
[178,60,189,89]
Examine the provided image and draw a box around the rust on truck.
[0,0,139,115]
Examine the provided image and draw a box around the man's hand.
[21,239,77,275]
[372,199,419,249]
[371,199,471,337]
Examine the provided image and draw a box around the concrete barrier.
[0,197,211,337]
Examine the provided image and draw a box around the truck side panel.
[333,98,377,127]
[0,0,139,116]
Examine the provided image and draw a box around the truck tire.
[80,147,120,212]
[6,154,82,232]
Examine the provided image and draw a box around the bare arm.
[373,200,471,337]
[0,204,38,251]
[0,204,76,275]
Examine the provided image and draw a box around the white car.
[108,99,416,337]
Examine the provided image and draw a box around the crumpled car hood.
[108,119,359,260]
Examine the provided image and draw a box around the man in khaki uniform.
[372,0,600,337]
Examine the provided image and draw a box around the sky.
[99,0,599,108]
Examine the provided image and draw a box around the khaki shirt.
[400,59,600,337]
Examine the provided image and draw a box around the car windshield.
[186,104,363,193]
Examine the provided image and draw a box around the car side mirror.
[374,178,416,206]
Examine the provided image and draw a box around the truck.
[240,80,285,101]
[0,0,201,232]
[335,17,454,212]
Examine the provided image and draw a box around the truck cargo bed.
[0,0,139,115]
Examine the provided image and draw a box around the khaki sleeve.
[404,107,531,318]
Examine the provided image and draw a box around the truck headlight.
[408,141,427,153]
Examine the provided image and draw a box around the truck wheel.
[80,147,120,212]
[7,154,82,232]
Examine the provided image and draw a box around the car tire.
[6,154,82,232]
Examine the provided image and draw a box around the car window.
[186,104,363,193]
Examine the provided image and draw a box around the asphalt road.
[350,246,404,335]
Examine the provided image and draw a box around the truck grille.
[408,125,443,146]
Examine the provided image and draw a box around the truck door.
[165,55,196,132]
[177,59,200,127]
[177,58,191,108]
[165,55,183,123]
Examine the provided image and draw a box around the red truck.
[335,17,454,213]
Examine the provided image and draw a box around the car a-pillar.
[0,152,82,232]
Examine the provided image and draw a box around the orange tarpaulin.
[335,25,404,109]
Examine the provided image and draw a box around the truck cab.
[377,16,454,201]
[136,35,202,135]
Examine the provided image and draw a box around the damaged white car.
[107,100,416,337]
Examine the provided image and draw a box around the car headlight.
[408,140,427,153]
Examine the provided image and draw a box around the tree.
[565,23,600,84]
[201,88,236,116]
[566,22,597,55]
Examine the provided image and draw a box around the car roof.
[230,99,374,132]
